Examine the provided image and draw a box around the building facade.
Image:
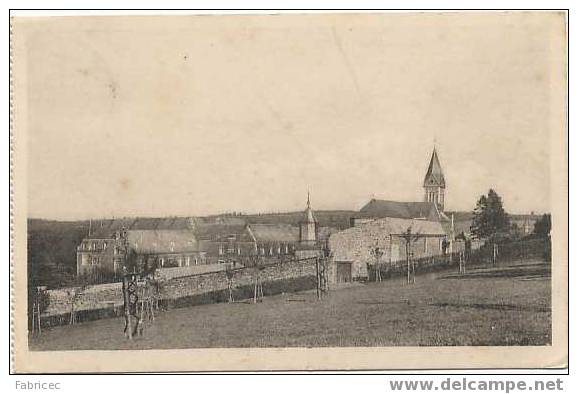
[328,218,447,282]
[76,229,206,280]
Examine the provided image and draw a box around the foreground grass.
[30,259,551,350]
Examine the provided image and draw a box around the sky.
[19,13,562,220]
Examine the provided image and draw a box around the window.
[260,247,265,255]
[92,242,97,250]
[285,245,289,254]
[218,245,224,255]
[186,256,190,267]
[159,257,165,267]
[269,246,273,255]
[103,241,107,250]
[277,245,281,254]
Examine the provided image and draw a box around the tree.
[470,189,510,240]
[533,214,551,237]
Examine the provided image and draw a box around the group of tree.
[470,189,511,241]
[470,189,551,243]
[533,213,551,238]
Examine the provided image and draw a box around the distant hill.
[28,219,90,289]
[230,210,357,230]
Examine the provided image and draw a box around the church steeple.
[423,147,446,211]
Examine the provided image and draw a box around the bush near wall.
[366,253,457,282]
[365,238,551,282]
[470,237,551,264]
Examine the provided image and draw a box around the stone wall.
[42,282,124,318]
[158,258,316,300]
[38,258,318,326]
[154,263,228,280]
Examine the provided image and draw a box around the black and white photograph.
[10,11,568,372]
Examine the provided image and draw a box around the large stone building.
[328,147,456,283]
[329,218,447,282]
[76,228,206,279]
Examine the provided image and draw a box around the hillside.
[28,219,91,289]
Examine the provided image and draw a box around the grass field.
[29,259,551,350]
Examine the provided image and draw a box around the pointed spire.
[303,190,316,224]
[423,147,445,187]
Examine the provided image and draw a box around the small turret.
[299,191,317,245]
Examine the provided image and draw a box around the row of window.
[79,240,109,252]
[217,244,293,256]
[426,191,444,204]
[80,255,100,266]
[157,255,201,267]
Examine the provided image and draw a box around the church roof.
[358,199,446,222]
[423,148,446,187]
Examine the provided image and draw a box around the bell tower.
[423,147,446,211]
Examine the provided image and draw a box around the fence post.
[315,257,320,300]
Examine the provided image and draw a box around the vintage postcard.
[10,11,568,373]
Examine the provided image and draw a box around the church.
[327,147,464,283]
[353,147,450,225]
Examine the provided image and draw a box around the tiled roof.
[193,223,248,241]
[126,230,201,254]
[247,224,300,243]
[358,199,444,221]
[441,219,473,237]
[88,217,193,238]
